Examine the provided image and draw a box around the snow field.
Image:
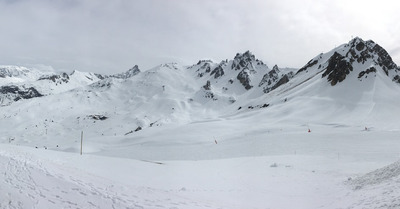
[2,122,400,208]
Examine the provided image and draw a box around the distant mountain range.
[0,37,399,146]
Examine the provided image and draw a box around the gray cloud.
[0,0,399,74]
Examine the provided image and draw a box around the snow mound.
[343,161,400,209]
[349,160,400,190]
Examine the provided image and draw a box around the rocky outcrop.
[210,65,224,79]
[372,44,397,75]
[112,65,141,79]
[237,69,252,90]
[87,114,108,120]
[0,85,43,103]
[231,51,255,70]
[259,65,294,93]
[296,59,319,74]
[196,61,212,77]
[259,65,280,87]
[358,67,377,79]
[203,80,211,90]
[322,52,353,86]
[38,72,70,84]
[271,74,290,91]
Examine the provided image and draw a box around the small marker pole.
[80,131,83,155]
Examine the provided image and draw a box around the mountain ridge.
[0,37,399,140]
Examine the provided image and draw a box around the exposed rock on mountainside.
[259,65,280,87]
[358,67,377,79]
[1,37,400,126]
[259,65,294,93]
[112,65,141,79]
[296,37,400,86]
[322,52,353,86]
[38,72,70,84]
[237,69,253,90]
[210,65,224,79]
[0,85,42,105]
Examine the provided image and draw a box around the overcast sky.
[0,0,399,74]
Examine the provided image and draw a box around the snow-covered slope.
[1,37,400,148]
[2,37,400,208]
[246,37,400,127]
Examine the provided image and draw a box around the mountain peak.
[348,36,365,45]
[126,65,141,75]
[344,37,397,74]
[112,65,141,79]
[234,50,255,61]
[272,65,280,73]
[296,37,399,86]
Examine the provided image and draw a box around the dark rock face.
[296,59,318,74]
[259,64,293,93]
[293,38,400,87]
[210,65,224,79]
[393,75,400,83]
[259,65,280,87]
[231,51,255,71]
[112,65,141,79]
[372,44,397,75]
[203,80,211,90]
[204,91,216,100]
[87,114,108,120]
[262,73,292,93]
[322,52,353,86]
[348,38,397,74]
[94,73,107,80]
[356,41,365,51]
[246,103,270,109]
[0,85,43,101]
[191,61,214,78]
[201,63,211,73]
[39,72,70,84]
[231,51,259,73]
[191,51,267,93]
[231,51,262,90]
[271,74,290,91]
[237,69,252,90]
[358,67,377,79]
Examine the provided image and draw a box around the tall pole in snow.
[80,131,83,155]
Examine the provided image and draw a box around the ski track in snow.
[2,38,400,208]
[0,148,218,209]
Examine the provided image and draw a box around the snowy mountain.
[0,65,49,85]
[1,37,399,133]
[296,37,399,85]
[111,65,141,79]
[2,37,400,208]
[1,37,400,132]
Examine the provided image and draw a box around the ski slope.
[2,37,400,208]
[2,123,400,209]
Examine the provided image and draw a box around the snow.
[2,125,400,208]
[2,39,400,208]
[2,101,400,208]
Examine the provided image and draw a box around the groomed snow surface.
[2,38,400,208]
[2,121,400,209]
